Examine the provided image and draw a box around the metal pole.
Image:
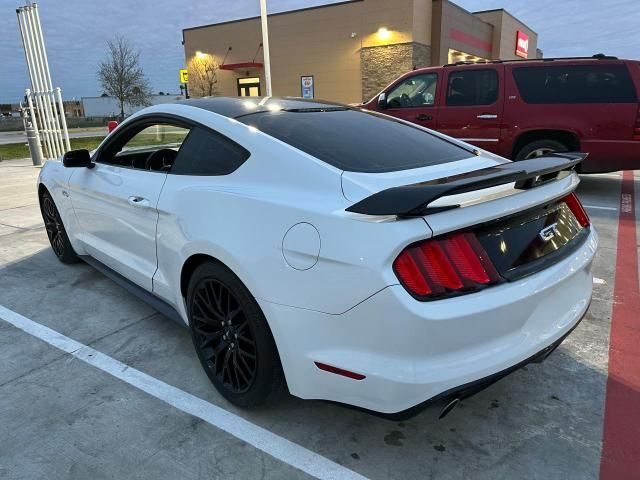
[25,89,44,166]
[55,87,71,151]
[17,7,53,159]
[24,6,58,158]
[33,4,68,154]
[259,0,273,96]
[26,5,63,158]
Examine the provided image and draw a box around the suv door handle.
[477,114,498,119]
[127,196,151,208]
[415,114,433,121]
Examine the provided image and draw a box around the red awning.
[220,62,264,71]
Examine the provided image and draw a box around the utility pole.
[259,0,272,96]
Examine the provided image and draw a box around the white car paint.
[38,99,597,415]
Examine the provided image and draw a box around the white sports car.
[38,97,597,418]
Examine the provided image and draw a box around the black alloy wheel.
[187,262,285,407]
[40,191,79,264]
[191,278,257,394]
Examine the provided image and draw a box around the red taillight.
[633,106,640,140]
[563,192,590,227]
[394,232,500,300]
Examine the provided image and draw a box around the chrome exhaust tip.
[439,398,460,419]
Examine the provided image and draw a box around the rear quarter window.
[512,64,638,103]
[171,127,250,176]
[238,109,471,173]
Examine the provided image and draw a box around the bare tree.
[98,36,152,119]
[187,55,220,97]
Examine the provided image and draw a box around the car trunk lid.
[344,153,589,281]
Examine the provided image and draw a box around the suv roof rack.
[443,53,619,67]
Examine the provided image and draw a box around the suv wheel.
[187,261,285,408]
[40,191,79,264]
[515,139,568,161]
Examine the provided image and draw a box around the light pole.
[259,0,272,96]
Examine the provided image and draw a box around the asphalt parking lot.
[0,158,638,480]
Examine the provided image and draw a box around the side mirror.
[377,92,388,109]
[62,149,93,168]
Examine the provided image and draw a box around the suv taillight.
[563,192,590,227]
[634,105,640,141]
[393,232,500,300]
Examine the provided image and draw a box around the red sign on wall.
[516,30,529,58]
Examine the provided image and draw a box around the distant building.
[63,100,84,118]
[182,0,539,103]
[81,93,186,118]
[0,103,21,118]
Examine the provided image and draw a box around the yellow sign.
[179,69,189,84]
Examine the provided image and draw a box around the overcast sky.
[0,0,638,103]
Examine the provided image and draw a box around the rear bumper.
[261,228,598,415]
[580,140,640,172]
[380,310,587,420]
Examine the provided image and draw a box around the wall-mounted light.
[377,27,392,41]
[350,32,358,38]
[195,50,207,59]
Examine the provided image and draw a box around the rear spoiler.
[345,153,586,217]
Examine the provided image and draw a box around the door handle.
[415,114,433,121]
[477,114,498,119]
[127,196,151,208]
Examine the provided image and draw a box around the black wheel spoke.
[42,197,66,258]
[190,277,257,394]
[237,352,253,377]
[233,351,249,385]
[199,331,223,349]
[238,348,256,360]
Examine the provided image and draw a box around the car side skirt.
[81,255,187,328]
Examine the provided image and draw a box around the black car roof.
[177,96,349,119]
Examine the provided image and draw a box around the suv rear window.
[513,64,637,103]
[238,109,470,173]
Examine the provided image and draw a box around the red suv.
[362,55,640,173]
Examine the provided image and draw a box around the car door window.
[446,69,498,106]
[171,127,250,176]
[386,73,438,108]
[100,123,190,171]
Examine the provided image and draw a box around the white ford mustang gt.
[38,97,597,418]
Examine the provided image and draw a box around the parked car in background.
[362,55,640,173]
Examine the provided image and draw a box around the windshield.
[238,109,471,173]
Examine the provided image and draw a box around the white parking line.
[583,205,618,211]
[0,304,369,480]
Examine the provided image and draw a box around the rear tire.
[187,261,285,408]
[39,191,79,264]
[515,139,568,161]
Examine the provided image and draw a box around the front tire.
[187,261,285,408]
[39,191,79,264]
[515,139,568,161]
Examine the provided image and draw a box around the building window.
[237,77,261,97]
[446,69,498,106]
[386,73,438,108]
[447,49,488,65]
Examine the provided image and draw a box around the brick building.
[182,0,539,104]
